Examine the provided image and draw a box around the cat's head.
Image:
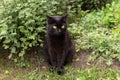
[47,15,67,36]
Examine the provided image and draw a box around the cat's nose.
[58,29,61,32]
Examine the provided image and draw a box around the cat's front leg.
[57,52,66,75]
[65,45,75,65]
[48,48,57,67]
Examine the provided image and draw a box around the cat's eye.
[61,25,65,29]
[53,26,57,29]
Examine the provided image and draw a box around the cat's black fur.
[43,15,75,75]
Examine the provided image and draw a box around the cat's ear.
[47,16,54,24]
[61,14,68,23]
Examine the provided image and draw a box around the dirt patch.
[112,59,120,73]
[71,50,120,72]
[0,46,120,79]
[0,73,6,80]
[72,50,91,69]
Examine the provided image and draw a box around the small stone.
[42,66,46,69]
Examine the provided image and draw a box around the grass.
[35,67,120,80]
[0,49,120,80]
[0,64,120,80]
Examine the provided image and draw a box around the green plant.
[0,0,83,65]
[0,0,46,62]
[68,1,120,65]
[16,67,120,80]
[81,0,112,11]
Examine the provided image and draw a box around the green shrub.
[0,0,83,62]
[69,1,120,65]
[0,0,117,65]
[81,0,112,11]
[0,0,47,61]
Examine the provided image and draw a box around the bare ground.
[0,46,120,79]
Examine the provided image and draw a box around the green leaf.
[11,47,16,53]
[3,38,11,44]
[8,53,13,59]
[19,51,25,57]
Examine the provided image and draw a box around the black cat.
[43,15,75,75]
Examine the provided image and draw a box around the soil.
[0,46,120,79]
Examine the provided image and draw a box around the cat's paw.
[57,68,64,75]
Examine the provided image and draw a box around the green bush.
[81,0,112,11]
[69,1,120,65]
[0,0,83,62]
[0,0,46,61]
[0,0,117,65]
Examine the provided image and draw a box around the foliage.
[0,0,119,66]
[0,0,82,62]
[81,0,112,11]
[69,1,120,65]
[0,0,45,61]
[15,67,120,80]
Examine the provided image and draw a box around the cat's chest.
[49,36,65,49]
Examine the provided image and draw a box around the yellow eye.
[53,26,57,29]
[61,25,65,29]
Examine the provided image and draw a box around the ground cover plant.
[69,0,120,65]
